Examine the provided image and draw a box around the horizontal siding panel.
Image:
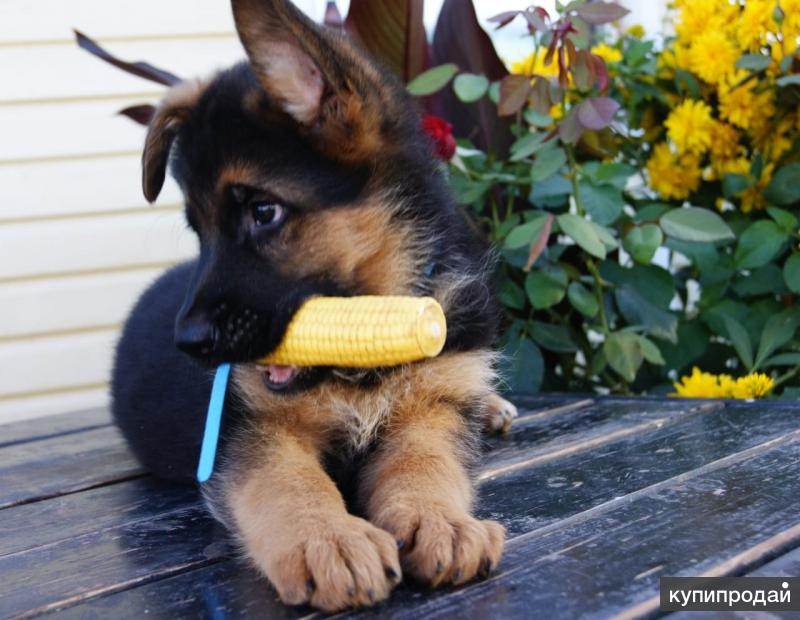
[0,99,153,161]
[0,156,182,221]
[0,210,197,281]
[0,0,235,43]
[0,330,116,396]
[0,0,322,44]
[0,268,167,339]
[0,38,244,103]
[0,388,109,425]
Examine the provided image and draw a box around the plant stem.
[772,365,800,391]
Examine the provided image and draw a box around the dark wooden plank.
[49,428,800,620]
[0,477,199,557]
[344,432,800,620]
[478,401,800,535]
[0,426,143,509]
[0,503,228,619]
[0,408,111,449]
[44,401,800,618]
[482,398,720,474]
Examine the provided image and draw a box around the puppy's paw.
[264,516,401,611]
[374,504,505,587]
[484,393,518,434]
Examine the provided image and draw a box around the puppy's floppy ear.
[142,79,207,202]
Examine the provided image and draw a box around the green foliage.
[436,1,800,397]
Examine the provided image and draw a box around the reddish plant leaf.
[574,2,630,25]
[487,11,521,28]
[498,75,532,116]
[591,54,610,92]
[119,104,155,126]
[577,96,620,130]
[431,0,513,155]
[530,77,553,116]
[559,106,584,144]
[522,9,548,32]
[74,30,180,86]
[345,0,427,82]
[525,213,555,272]
[324,0,344,27]
[572,50,596,91]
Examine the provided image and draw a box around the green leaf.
[784,253,800,294]
[768,207,798,232]
[754,308,800,369]
[764,163,800,206]
[453,73,490,102]
[604,332,643,382]
[525,264,568,309]
[633,203,670,223]
[734,220,789,269]
[524,109,554,128]
[532,148,567,182]
[407,63,458,96]
[600,262,675,309]
[590,222,620,251]
[498,276,526,310]
[722,173,752,199]
[615,286,678,342]
[762,352,800,368]
[660,207,735,243]
[776,75,800,87]
[723,315,754,371]
[623,224,663,264]
[733,264,787,297]
[504,212,549,249]
[588,162,636,190]
[736,53,772,72]
[638,336,665,365]
[567,282,599,317]
[510,132,546,161]
[499,330,544,392]
[557,213,606,259]
[580,182,624,225]
[529,321,578,352]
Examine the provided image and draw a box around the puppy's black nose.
[175,316,218,357]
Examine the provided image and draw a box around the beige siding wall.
[0,0,322,423]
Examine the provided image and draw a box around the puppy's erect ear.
[231,0,394,161]
[231,0,328,125]
[142,80,206,202]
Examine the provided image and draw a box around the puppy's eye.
[251,202,286,229]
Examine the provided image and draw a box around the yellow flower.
[665,99,715,154]
[739,163,775,213]
[718,71,775,130]
[709,122,743,162]
[626,24,646,38]
[646,142,703,200]
[672,369,774,400]
[738,0,777,50]
[591,43,623,64]
[731,373,775,399]
[511,49,558,79]
[688,29,739,85]
[782,0,800,39]
[751,115,796,163]
[674,0,739,43]
[672,367,731,398]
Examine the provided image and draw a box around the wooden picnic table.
[1,395,799,619]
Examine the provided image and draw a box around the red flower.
[422,115,456,161]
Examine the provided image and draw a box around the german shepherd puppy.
[112,0,513,610]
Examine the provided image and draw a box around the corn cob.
[258,296,447,367]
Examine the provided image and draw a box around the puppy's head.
[142,0,434,377]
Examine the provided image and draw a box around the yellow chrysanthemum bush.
[409,0,800,398]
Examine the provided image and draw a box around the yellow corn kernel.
[258,296,447,367]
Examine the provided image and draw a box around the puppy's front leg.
[226,429,401,611]
[361,403,505,587]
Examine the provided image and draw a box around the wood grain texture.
[6,397,797,619]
